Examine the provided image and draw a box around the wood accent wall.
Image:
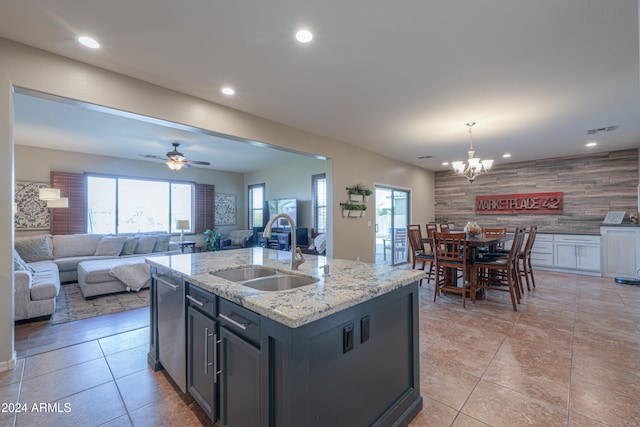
[434,149,638,234]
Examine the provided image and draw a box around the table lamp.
[176,220,190,241]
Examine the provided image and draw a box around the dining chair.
[426,223,438,239]
[518,225,538,291]
[478,227,507,254]
[394,228,407,262]
[407,224,436,286]
[471,227,526,311]
[433,232,472,308]
[439,223,451,234]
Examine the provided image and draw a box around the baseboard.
[0,351,17,373]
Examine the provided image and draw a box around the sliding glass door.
[374,186,409,265]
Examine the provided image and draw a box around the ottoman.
[78,257,151,298]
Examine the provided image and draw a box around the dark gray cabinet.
[151,268,421,427]
[187,306,217,421]
[220,327,261,426]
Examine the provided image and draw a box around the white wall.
[0,37,434,369]
[244,157,327,230]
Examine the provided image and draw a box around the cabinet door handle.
[219,313,248,330]
[204,327,209,374]
[186,294,205,307]
[214,334,222,383]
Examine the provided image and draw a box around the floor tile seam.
[567,309,578,427]
[105,356,136,426]
[569,369,640,399]
[449,411,492,427]
[97,326,150,357]
[101,342,149,360]
[21,352,107,383]
[18,335,109,360]
[7,361,25,427]
[456,334,508,418]
[567,409,617,427]
[477,377,571,418]
[15,378,118,420]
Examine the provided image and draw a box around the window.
[87,175,193,234]
[248,183,265,229]
[312,174,327,234]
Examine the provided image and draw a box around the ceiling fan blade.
[140,154,167,161]
[184,160,210,166]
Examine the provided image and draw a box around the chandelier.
[451,122,493,183]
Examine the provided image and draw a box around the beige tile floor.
[2,270,640,426]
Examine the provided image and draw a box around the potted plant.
[347,184,365,202]
[203,228,223,251]
[362,188,373,202]
[342,202,365,218]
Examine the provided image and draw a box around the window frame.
[248,183,266,229]
[312,173,327,234]
[86,173,195,234]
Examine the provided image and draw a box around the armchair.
[221,230,254,250]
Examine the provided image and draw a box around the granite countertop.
[146,248,424,328]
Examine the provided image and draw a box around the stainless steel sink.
[211,266,278,282]
[240,274,318,292]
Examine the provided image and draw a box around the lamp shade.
[176,220,190,230]
[47,197,69,208]
[39,188,60,200]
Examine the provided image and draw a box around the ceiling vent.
[418,155,432,159]
[586,125,618,135]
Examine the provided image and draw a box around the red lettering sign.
[475,192,563,214]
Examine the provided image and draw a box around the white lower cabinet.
[554,235,600,271]
[530,233,601,275]
[531,234,554,267]
[600,226,640,278]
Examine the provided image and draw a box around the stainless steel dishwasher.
[154,273,186,393]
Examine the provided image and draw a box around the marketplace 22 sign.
[475,192,563,215]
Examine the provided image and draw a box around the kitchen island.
[147,247,423,426]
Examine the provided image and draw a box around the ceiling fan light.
[166,159,184,171]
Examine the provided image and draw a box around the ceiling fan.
[142,142,210,171]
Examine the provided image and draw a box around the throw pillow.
[152,234,171,252]
[134,236,157,254]
[94,235,128,256]
[14,235,54,263]
[120,237,139,255]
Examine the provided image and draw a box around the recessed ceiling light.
[221,87,235,96]
[586,142,598,147]
[442,161,449,166]
[295,29,313,43]
[78,36,100,49]
[502,153,511,158]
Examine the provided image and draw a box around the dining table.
[421,231,513,300]
[421,231,512,259]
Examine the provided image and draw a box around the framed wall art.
[215,193,237,226]
[15,181,50,230]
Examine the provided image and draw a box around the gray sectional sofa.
[13,233,180,321]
